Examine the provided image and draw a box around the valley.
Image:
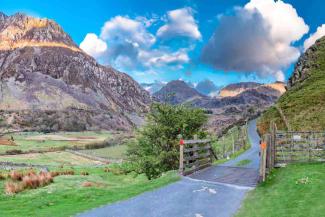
[0,1,325,216]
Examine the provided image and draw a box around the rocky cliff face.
[288,36,325,88]
[0,13,151,132]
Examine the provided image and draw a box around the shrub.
[81,171,89,176]
[127,103,208,179]
[9,171,24,181]
[5,182,23,195]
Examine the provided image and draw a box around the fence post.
[179,140,184,175]
[259,140,267,182]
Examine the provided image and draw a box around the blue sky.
[1,0,325,86]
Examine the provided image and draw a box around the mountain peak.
[153,80,204,104]
[0,12,79,52]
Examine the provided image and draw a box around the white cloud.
[157,7,201,40]
[245,0,309,43]
[79,33,107,58]
[140,48,190,68]
[80,10,197,72]
[202,0,308,81]
[100,16,156,47]
[304,24,325,51]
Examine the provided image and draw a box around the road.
[77,119,261,217]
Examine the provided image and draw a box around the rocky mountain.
[153,80,204,105]
[219,82,261,97]
[153,79,285,135]
[0,12,151,132]
[258,36,325,134]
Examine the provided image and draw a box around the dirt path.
[77,120,261,217]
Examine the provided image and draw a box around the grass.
[212,124,251,164]
[236,159,251,166]
[236,163,325,217]
[0,151,104,166]
[80,145,128,160]
[258,37,325,134]
[0,131,111,154]
[0,167,180,217]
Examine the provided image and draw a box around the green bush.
[127,103,208,179]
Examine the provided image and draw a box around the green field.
[0,167,179,217]
[0,151,105,166]
[0,131,112,154]
[236,163,325,217]
[80,145,128,160]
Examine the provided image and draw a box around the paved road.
[220,119,260,169]
[77,119,261,217]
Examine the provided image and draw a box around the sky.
[1,0,325,86]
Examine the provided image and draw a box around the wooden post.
[179,144,184,175]
[259,141,267,182]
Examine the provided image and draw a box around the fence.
[259,122,325,182]
[179,138,217,176]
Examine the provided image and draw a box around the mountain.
[153,78,285,135]
[258,36,325,134]
[219,82,262,97]
[153,80,204,105]
[0,13,151,132]
[196,79,221,96]
[191,82,284,134]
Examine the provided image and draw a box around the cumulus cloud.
[80,10,197,71]
[202,0,309,81]
[100,16,156,47]
[157,7,201,40]
[80,33,107,58]
[304,24,325,51]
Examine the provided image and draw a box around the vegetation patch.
[235,163,325,217]
[127,103,208,179]
[236,159,251,166]
[0,166,179,217]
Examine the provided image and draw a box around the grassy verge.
[0,167,180,217]
[236,163,325,217]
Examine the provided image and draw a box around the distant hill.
[219,82,261,97]
[258,36,325,134]
[153,80,204,105]
[153,79,285,135]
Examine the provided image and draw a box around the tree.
[127,103,208,179]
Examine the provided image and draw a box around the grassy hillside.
[236,163,325,217]
[258,36,325,134]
